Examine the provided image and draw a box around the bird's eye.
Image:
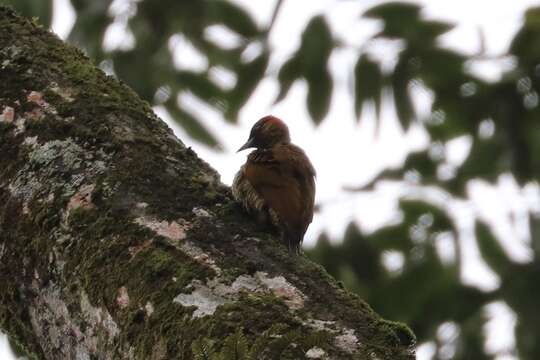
[251,122,263,135]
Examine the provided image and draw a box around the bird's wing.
[274,144,316,231]
[244,146,315,241]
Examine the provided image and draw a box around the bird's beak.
[236,137,255,152]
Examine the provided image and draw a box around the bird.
[232,115,316,255]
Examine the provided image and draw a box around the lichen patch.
[334,329,361,354]
[305,347,326,359]
[116,286,130,308]
[175,271,306,319]
[67,184,95,214]
[80,291,120,340]
[9,139,98,204]
[26,90,58,117]
[134,216,189,242]
[180,241,221,275]
[0,105,14,122]
[22,136,38,147]
[192,207,212,218]
[173,281,227,318]
[216,272,306,310]
[27,90,46,106]
[26,282,119,357]
[145,301,154,317]
[303,318,362,354]
[255,272,305,310]
[49,83,76,102]
[128,239,153,258]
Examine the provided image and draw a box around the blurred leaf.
[447,136,503,195]
[364,2,420,23]
[176,71,226,109]
[354,54,382,119]
[364,2,421,39]
[510,7,540,65]
[400,200,453,233]
[207,0,259,38]
[403,152,438,181]
[68,0,114,60]
[416,20,454,39]
[392,55,415,129]
[417,48,466,89]
[476,221,513,276]
[307,234,340,275]
[276,15,333,122]
[299,15,333,69]
[275,55,301,103]
[3,0,53,28]
[301,16,334,123]
[225,51,269,122]
[364,3,452,43]
[349,150,438,191]
[113,47,172,101]
[458,313,491,360]
[341,223,382,286]
[306,69,332,124]
[165,100,221,149]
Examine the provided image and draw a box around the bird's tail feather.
[284,230,303,256]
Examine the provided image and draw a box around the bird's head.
[237,115,291,152]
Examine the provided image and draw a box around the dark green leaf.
[225,51,269,122]
[417,20,454,39]
[392,57,415,129]
[448,136,504,195]
[68,0,114,60]
[208,0,259,38]
[364,2,421,39]
[113,47,172,101]
[297,16,334,124]
[354,54,383,119]
[275,55,301,103]
[299,15,333,65]
[510,8,540,66]
[418,48,466,89]
[476,221,513,276]
[399,200,453,233]
[176,71,226,109]
[364,2,421,21]
[165,100,221,149]
[306,69,332,124]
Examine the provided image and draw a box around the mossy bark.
[0,7,415,360]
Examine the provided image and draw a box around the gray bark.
[0,7,415,359]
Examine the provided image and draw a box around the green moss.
[378,319,416,347]
[191,325,332,360]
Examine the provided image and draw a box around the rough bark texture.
[0,7,415,360]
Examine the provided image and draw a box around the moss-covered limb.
[0,6,415,360]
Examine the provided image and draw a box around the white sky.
[2,0,538,359]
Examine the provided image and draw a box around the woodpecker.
[232,115,316,255]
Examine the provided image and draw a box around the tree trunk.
[0,7,415,360]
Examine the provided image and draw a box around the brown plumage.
[232,115,316,255]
